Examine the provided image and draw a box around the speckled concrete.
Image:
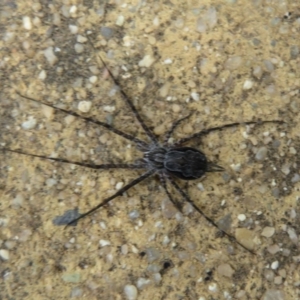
[1,1,300,299]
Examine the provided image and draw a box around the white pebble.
[138,55,155,68]
[69,24,78,34]
[208,282,218,292]
[22,117,37,130]
[115,182,124,190]
[261,226,275,238]
[191,92,200,101]
[74,43,84,53]
[224,56,242,70]
[77,35,87,43]
[163,58,173,64]
[116,15,125,26]
[243,79,253,90]
[197,183,205,191]
[64,115,75,125]
[99,239,111,247]
[153,16,160,26]
[136,278,151,289]
[42,105,54,120]
[78,101,92,113]
[44,47,58,66]
[23,16,32,30]
[89,76,98,84]
[0,249,9,260]
[238,214,246,221]
[103,105,115,113]
[46,178,57,187]
[124,284,138,300]
[38,70,47,80]
[69,5,77,14]
[271,261,279,270]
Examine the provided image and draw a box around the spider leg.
[65,169,155,226]
[159,173,183,212]
[175,120,285,146]
[2,149,146,170]
[163,114,192,146]
[89,41,158,145]
[167,176,255,254]
[15,92,147,149]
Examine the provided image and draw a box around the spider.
[3,54,284,253]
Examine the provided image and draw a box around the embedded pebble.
[70,287,83,298]
[136,278,151,290]
[255,147,268,161]
[253,65,263,79]
[217,264,234,278]
[208,282,218,292]
[23,16,32,30]
[103,105,115,113]
[161,198,177,219]
[46,178,57,187]
[267,244,280,254]
[62,273,81,283]
[69,25,78,34]
[159,82,170,97]
[128,210,140,220]
[163,58,173,64]
[65,115,75,125]
[101,27,114,39]
[281,163,290,175]
[22,117,37,130]
[89,76,98,84]
[263,60,274,72]
[78,101,92,113]
[206,7,218,28]
[115,182,124,190]
[124,284,138,300]
[287,227,298,243]
[42,105,54,120]
[243,79,253,90]
[145,247,161,263]
[174,18,185,28]
[74,43,84,53]
[271,261,279,270]
[77,35,87,43]
[12,193,24,206]
[116,15,125,26]
[261,226,275,238]
[261,289,284,300]
[4,240,16,250]
[138,55,155,68]
[238,214,246,221]
[235,228,255,250]
[224,56,242,70]
[274,276,282,285]
[264,269,275,281]
[196,17,206,33]
[0,249,9,260]
[172,104,181,113]
[290,45,299,59]
[152,273,162,283]
[38,70,47,80]
[121,244,128,255]
[191,92,200,101]
[99,239,110,247]
[44,47,58,65]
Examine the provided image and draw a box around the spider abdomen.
[164,147,208,180]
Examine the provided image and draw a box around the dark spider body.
[2,45,285,253]
[144,146,209,180]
